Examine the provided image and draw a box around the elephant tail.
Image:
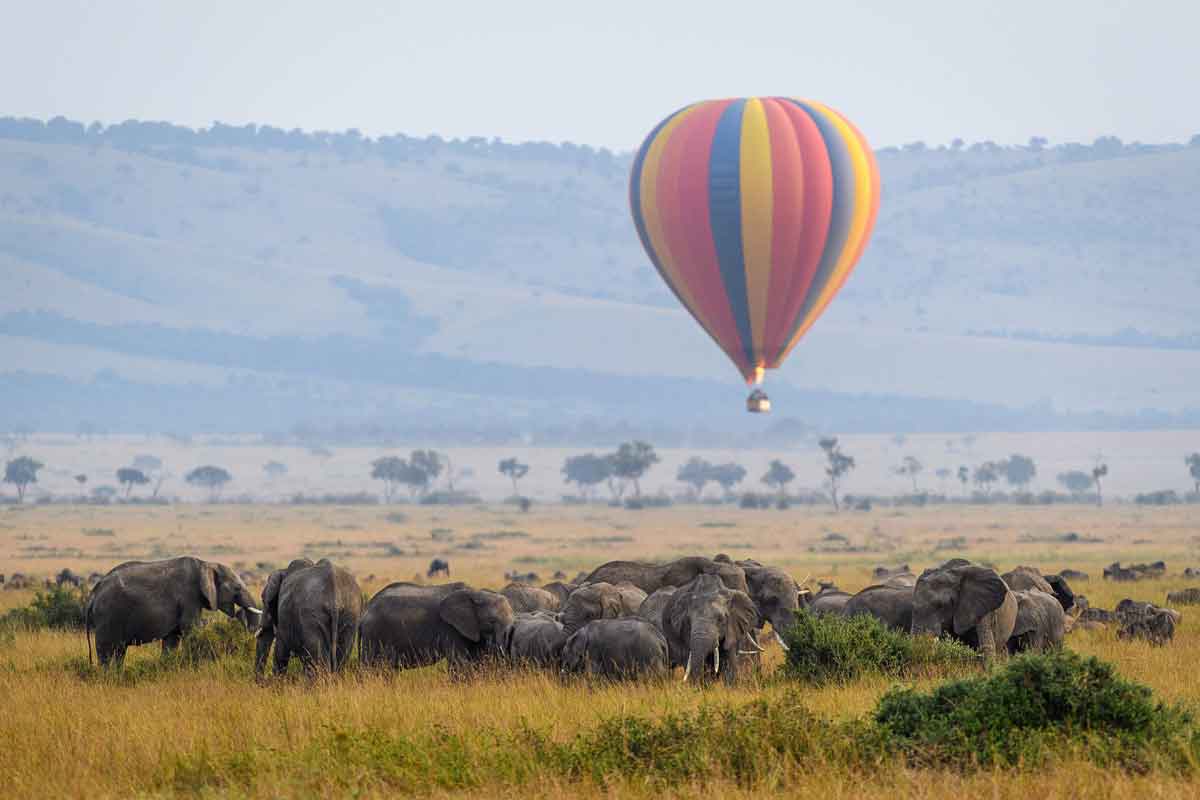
[329,602,339,674]
[84,595,94,666]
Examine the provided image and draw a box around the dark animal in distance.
[1166,588,1200,606]
[427,558,450,579]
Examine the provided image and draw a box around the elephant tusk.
[713,646,720,674]
[682,652,692,682]
[738,650,760,655]
[747,632,767,652]
[774,631,790,651]
[245,607,263,615]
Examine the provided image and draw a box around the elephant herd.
[80,553,1165,678]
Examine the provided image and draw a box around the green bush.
[876,650,1196,770]
[781,609,977,684]
[0,585,87,632]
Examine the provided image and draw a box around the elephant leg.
[273,642,292,676]
[112,644,128,668]
[335,626,355,671]
[162,631,181,655]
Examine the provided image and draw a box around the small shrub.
[420,490,481,506]
[179,617,255,665]
[0,586,87,632]
[384,512,408,524]
[781,609,976,684]
[875,650,1196,770]
[1135,490,1180,506]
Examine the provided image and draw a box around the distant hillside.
[1,116,1198,438]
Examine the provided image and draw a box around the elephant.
[505,611,567,667]
[85,556,261,667]
[1003,566,1075,612]
[910,559,1017,663]
[844,583,913,631]
[640,574,759,684]
[359,583,514,670]
[1007,589,1066,653]
[732,559,804,648]
[1166,588,1200,606]
[540,581,580,606]
[255,559,362,676]
[1060,568,1089,581]
[872,564,913,581]
[559,582,647,635]
[560,618,669,680]
[808,585,852,616]
[582,556,749,595]
[501,583,560,613]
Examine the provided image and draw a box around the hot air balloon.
[629,98,880,412]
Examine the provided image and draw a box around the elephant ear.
[199,562,219,611]
[440,591,481,642]
[953,566,1008,636]
[726,591,758,642]
[666,590,691,639]
[1009,592,1038,638]
[597,586,622,619]
[262,570,286,620]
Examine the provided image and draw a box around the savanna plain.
[3,500,1200,798]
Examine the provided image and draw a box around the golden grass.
[2,502,1200,797]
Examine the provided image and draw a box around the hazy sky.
[4,1,1196,151]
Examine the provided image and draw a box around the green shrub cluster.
[781,609,977,684]
[0,585,87,633]
[876,651,1196,770]
[67,615,256,685]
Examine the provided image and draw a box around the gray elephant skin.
[255,558,363,675]
[809,585,852,616]
[501,583,560,613]
[1007,589,1066,654]
[733,558,803,646]
[86,556,260,666]
[505,611,567,667]
[639,574,759,684]
[844,583,914,632]
[561,618,669,680]
[359,582,514,670]
[583,556,748,595]
[559,581,647,634]
[911,559,1017,661]
[1002,566,1075,612]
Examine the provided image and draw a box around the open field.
[3,502,1200,797]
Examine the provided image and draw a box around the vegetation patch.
[875,651,1197,771]
[67,617,256,685]
[781,609,978,684]
[0,585,87,632]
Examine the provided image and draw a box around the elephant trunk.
[686,629,720,683]
[977,611,998,666]
[254,625,274,675]
[769,610,796,647]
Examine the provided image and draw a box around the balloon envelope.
[629,98,879,384]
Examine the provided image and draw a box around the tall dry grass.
[1,503,1199,796]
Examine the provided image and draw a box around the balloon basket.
[746,389,771,414]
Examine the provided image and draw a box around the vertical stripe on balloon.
[738,98,774,368]
[708,99,754,373]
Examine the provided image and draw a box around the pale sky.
[2,0,1196,151]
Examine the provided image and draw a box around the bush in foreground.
[876,650,1196,770]
[0,585,87,633]
[781,609,977,684]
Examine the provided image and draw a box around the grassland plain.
[2,502,1200,797]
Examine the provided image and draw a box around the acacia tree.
[1092,463,1109,507]
[973,462,999,495]
[498,457,529,497]
[371,456,407,502]
[1001,454,1037,491]
[116,467,150,498]
[709,462,747,496]
[819,437,855,511]
[3,456,43,503]
[761,459,795,500]
[185,465,231,501]
[676,457,713,499]
[562,453,610,501]
[957,466,970,496]
[1188,453,1200,497]
[1057,470,1094,498]
[409,450,444,493]
[893,455,923,493]
[610,441,659,499]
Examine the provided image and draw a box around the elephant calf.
[86,556,261,667]
[560,582,647,635]
[501,583,560,613]
[561,618,669,680]
[506,611,567,667]
[255,558,363,676]
[1007,589,1066,654]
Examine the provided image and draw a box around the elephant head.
[668,574,759,684]
[202,560,261,618]
[439,589,515,658]
[911,560,1016,662]
[560,582,624,634]
[738,562,801,648]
